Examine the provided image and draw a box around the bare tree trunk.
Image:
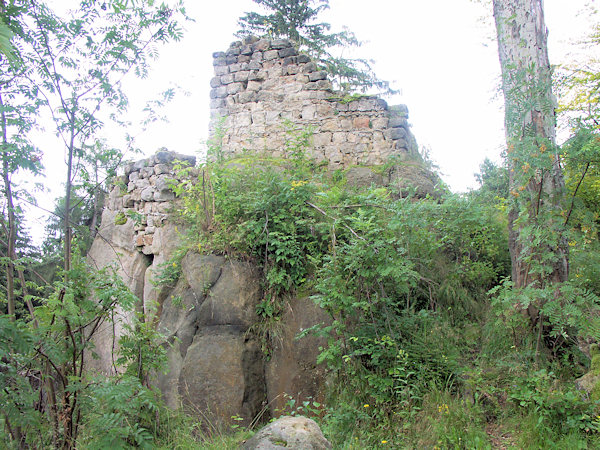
[493,0,568,299]
[0,92,16,319]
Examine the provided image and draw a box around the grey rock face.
[265,297,330,416]
[241,416,332,450]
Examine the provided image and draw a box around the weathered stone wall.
[108,150,196,256]
[209,37,418,168]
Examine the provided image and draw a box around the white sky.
[29,0,599,242]
[118,0,597,189]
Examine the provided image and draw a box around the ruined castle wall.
[209,38,417,168]
[105,151,196,256]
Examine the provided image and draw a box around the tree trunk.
[493,0,569,346]
[0,92,16,319]
[493,0,568,320]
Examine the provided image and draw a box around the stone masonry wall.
[209,37,418,168]
[105,150,196,256]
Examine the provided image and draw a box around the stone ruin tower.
[209,36,418,168]
[88,37,436,429]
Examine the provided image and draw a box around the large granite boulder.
[266,296,330,416]
[241,416,331,450]
[153,252,265,427]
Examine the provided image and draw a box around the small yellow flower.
[363,404,369,408]
[172,262,177,267]
[381,440,388,444]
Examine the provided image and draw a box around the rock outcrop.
[87,152,328,428]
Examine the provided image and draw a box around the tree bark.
[493,0,568,299]
[0,92,16,319]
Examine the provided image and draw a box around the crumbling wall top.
[209,37,418,168]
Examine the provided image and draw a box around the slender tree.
[0,1,185,447]
[493,0,569,340]
[237,0,396,94]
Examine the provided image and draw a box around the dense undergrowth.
[3,124,600,448]
[157,124,600,448]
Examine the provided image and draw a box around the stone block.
[154,164,169,175]
[121,194,132,208]
[312,132,332,146]
[263,49,279,61]
[297,54,311,64]
[309,71,327,82]
[271,39,291,49]
[321,119,338,132]
[133,159,147,171]
[315,80,332,90]
[251,51,263,61]
[238,91,256,104]
[295,74,310,85]
[220,73,234,85]
[268,66,283,78]
[212,51,225,58]
[388,116,408,128]
[246,80,262,91]
[248,61,262,70]
[316,103,333,116]
[225,55,238,65]
[371,117,388,129]
[154,190,175,202]
[214,65,228,76]
[252,39,270,51]
[227,83,243,95]
[209,98,225,109]
[238,55,250,63]
[265,111,281,124]
[141,186,155,201]
[301,105,316,119]
[135,234,145,247]
[241,44,253,55]
[386,127,407,140]
[302,62,317,73]
[128,171,140,182]
[135,178,150,189]
[236,112,252,127]
[279,47,297,58]
[285,64,299,75]
[213,57,226,67]
[353,117,371,129]
[332,132,347,144]
[251,111,266,125]
[226,46,241,56]
[234,71,249,82]
[228,63,241,73]
[282,56,296,67]
[140,167,154,178]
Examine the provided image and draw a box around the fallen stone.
[241,416,331,450]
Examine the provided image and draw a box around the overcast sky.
[31,0,598,242]
[115,0,596,189]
